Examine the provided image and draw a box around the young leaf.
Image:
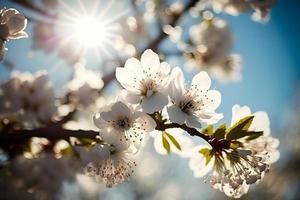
[164,131,182,151]
[245,131,264,141]
[214,123,226,139]
[230,141,243,149]
[60,146,73,155]
[199,148,212,165]
[202,125,214,136]
[226,116,254,140]
[162,132,171,154]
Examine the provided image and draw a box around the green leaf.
[230,141,243,149]
[226,116,254,140]
[213,123,226,139]
[164,131,181,151]
[199,148,212,165]
[60,146,73,155]
[245,131,264,141]
[80,138,96,148]
[202,125,214,136]
[162,132,171,154]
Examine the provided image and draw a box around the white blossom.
[210,54,242,82]
[0,71,56,127]
[167,67,222,127]
[116,49,171,114]
[212,0,250,16]
[0,8,28,60]
[187,18,242,82]
[93,101,156,149]
[189,18,232,66]
[231,104,280,164]
[81,143,137,187]
[210,0,276,23]
[250,0,277,23]
[188,105,279,198]
[67,61,104,107]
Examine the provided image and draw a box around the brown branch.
[0,126,98,144]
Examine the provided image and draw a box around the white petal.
[118,89,141,104]
[141,49,160,70]
[268,150,280,164]
[133,111,157,132]
[141,92,168,113]
[7,13,27,34]
[198,110,223,124]
[251,111,270,136]
[115,67,140,94]
[204,90,222,110]
[186,115,202,128]
[111,101,131,117]
[191,71,211,90]
[231,104,251,125]
[8,30,28,39]
[1,9,18,23]
[169,67,185,103]
[160,62,171,75]
[188,145,214,178]
[99,111,114,123]
[167,104,187,125]
[124,57,142,71]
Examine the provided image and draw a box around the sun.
[55,0,129,59]
[72,16,110,47]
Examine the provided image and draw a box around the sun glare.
[55,0,129,59]
[72,16,110,47]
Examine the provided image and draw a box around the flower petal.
[8,30,28,39]
[167,104,187,125]
[231,104,251,126]
[115,67,140,94]
[191,71,211,90]
[141,92,168,113]
[251,111,270,136]
[204,90,222,110]
[111,101,131,117]
[169,67,185,103]
[119,89,141,104]
[133,111,157,132]
[189,145,214,178]
[186,115,202,128]
[141,49,160,70]
[7,13,27,34]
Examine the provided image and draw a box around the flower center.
[146,89,154,97]
[141,79,156,97]
[116,118,130,130]
[179,100,195,114]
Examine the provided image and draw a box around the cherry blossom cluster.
[211,0,276,22]
[0,71,56,128]
[186,16,242,82]
[82,49,280,198]
[0,8,28,60]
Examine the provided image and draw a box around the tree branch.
[0,126,98,144]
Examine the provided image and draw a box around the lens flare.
[72,16,110,47]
